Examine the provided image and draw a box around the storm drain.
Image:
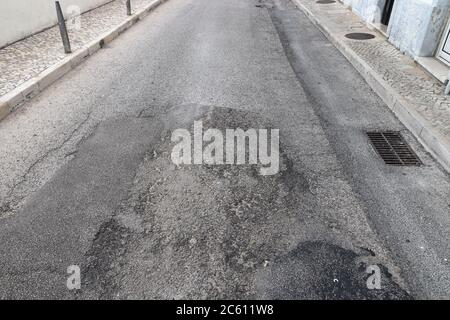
[316,0,336,3]
[345,33,376,40]
[367,131,421,166]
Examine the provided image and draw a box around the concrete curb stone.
[0,0,165,122]
[293,0,450,173]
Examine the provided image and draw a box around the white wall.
[0,0,113,48]
[339,0,385,24]
[352,0,386,24]
[388,0,450,57]
[339,0,450,58]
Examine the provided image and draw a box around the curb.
[0,0,165,122]
[293,0,450,173]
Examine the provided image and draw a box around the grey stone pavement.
[0,0,157,97]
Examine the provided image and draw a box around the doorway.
[381,0,395,26]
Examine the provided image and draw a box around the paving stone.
[347,40,450,138]
[0,0,157,97]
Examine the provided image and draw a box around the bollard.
[446,69,450,95]
[126,0,132,16]
[55,1,72,54]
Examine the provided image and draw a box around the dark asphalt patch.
[257,241,411,299]
[75,105,411,299]
[79,218,131,299]
[78,105,316,298]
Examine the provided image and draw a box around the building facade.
[339,0,450,72]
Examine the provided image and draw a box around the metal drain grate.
[316,0,336,3]
[367,131,421,166]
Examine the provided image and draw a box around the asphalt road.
[0,0,449,299]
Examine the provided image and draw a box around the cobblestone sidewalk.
[294,0,450,172]
[0,0,156,97]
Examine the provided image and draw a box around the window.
[437,18,450,66]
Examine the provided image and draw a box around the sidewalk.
[293,0,450,172]
[0,0,164,119]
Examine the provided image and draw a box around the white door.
[437,18,450,66]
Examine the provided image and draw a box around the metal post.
[55,1,71,54]
[126,0,132,16]
[446,70,450,95]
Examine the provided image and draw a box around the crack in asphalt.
[0,108,95,217]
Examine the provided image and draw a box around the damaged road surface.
[1,105,410,299]
[81,105,409,299]
[0,0,449,299]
